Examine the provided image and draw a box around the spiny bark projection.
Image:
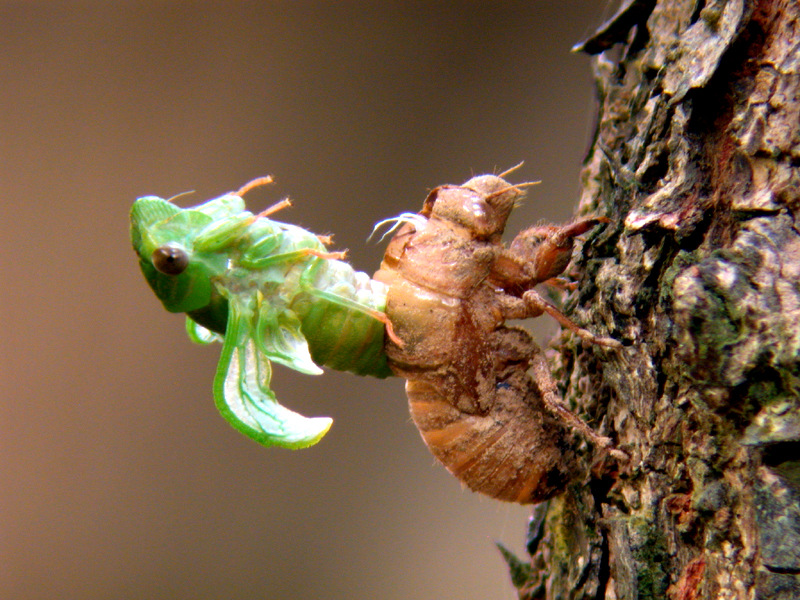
[504,1,800,598]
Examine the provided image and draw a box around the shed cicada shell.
[374,173,623,503]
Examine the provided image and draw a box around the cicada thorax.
[198,214,391,379]
[375,175,581,503]
[376,175,519,364]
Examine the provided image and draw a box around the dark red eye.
[152,245,189,275]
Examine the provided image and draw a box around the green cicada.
[130,177,397,449]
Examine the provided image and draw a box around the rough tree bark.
[502,1,800,598]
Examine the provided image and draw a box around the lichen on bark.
[506,1,800,598]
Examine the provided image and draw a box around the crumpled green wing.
[254,294,323,376]
[212,301,332,449]
[186,318,223,344]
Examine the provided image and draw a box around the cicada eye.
[151,245,189,275]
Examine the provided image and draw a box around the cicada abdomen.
[401,323,580,503]
[374,174,618,503]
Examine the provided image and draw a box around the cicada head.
[426,175,525,240]
[130,193,245,323]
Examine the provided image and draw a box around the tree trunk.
[504,1,800,598]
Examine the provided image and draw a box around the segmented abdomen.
[295,257,392,379]
[402,332,576,503]
[380,267,576,502]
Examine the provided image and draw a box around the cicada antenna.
[484,180,541,202]
[511,180,541,190]
[497,161,525,178]
[166,190,196,204]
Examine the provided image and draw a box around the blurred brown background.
[1,2,610,599]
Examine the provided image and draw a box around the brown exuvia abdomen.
[401,323,579,503]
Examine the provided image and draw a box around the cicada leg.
[363,309,403,347]
[236,175,275,196]
[240,247,347,270]
[521,289,622,349]
[255,198,292,218]
[497,292,625,459]
[302,248,348,261]
[495,217,610,289]
[299,252,404,347]
[543,277,577,292]
[236,175,292,220]
[303,283,403,347]
[527,343,628,460]
[499,291,621,349]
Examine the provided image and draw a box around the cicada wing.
[185,317,223,344]
[213,305,332,449]
[255,307,323,376]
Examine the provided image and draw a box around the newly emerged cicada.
[130,177,396,449]
[131,173,621,503]
[374,173,623,503]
